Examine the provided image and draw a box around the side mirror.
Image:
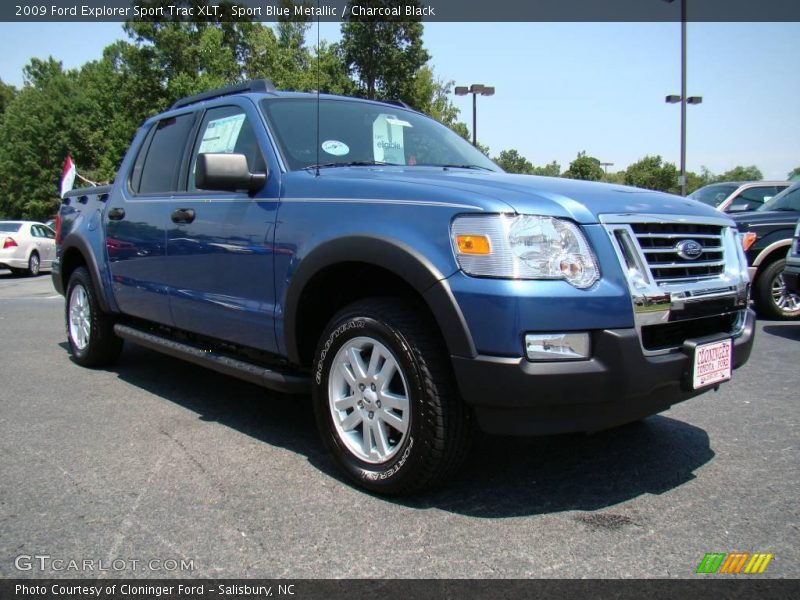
[195,153,267,193]
[727,203,750,213]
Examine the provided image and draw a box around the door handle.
[108,207,126,221]
[171,208,196,224]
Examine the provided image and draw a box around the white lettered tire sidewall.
[312,307,437,493]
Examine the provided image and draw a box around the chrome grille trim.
[599,213,751,356]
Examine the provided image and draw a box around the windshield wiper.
[305,160,389,170]
[415,163,494,171]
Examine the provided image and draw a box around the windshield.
[758,184,800,212]
[261,97,499,172]
[0,222,22,233]
[688,184,738,207]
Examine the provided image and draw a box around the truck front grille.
[631,223,725,283]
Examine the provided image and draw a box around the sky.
[0,21,798,180]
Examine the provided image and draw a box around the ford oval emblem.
[675,239,704,260]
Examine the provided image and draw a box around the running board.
[113,324,310,394]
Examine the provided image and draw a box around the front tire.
[312,298,471,495]
[65,267,123,367]
[754,259,800,320]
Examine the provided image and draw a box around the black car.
[734,182,800,319]
[784,220,800,296]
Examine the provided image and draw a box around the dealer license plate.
[693,338,732,389]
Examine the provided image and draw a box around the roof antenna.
[315,0,321,177]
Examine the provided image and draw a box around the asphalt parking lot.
[0,270,797,579]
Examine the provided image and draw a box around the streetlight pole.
[680,0,687,196]
[454,84,495,147]
[664,0,701,196]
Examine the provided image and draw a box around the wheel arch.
[283,236,475,366]
[59,239,112,313]
[752,239,792,270]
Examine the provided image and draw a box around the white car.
[0,221,57,276]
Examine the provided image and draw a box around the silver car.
[0,221,57,276]
[689,181,792,213]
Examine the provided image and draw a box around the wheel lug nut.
[370,383,376,391]
[359,383,365,391]
[376,400,381,408]
[368,411,374,419]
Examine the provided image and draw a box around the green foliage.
[716,165,763,182]
[0,59,77,219]
[624,155,678,192]
[533,161,561,177]
[341,0,430,103]
[492,150,559,176]
[0,78,16,118]
[563,151,604,181]
[789,166,800,181]
[494,149,533,174]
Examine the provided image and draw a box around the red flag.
[60,155,76,198]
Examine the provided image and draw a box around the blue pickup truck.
[53,80,755,494]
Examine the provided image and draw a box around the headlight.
[452,214,600,288]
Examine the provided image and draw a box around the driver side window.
[188,106,264,192]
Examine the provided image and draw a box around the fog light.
[525,332,591,361]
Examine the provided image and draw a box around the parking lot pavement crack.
[101,446,169,577]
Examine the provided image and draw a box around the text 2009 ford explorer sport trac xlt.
[53,80,755,495]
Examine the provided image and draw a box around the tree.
[0,59,79,219]
[624,155,678,192]
[341,0,430,103]
[494,149,533,174]
[407,66,459,126]
[532,161,560,177]
[717,165,763,182]
[0,79,15,119]
[563,151,604,181]
[789,166,800,181]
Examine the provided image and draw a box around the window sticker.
[384,117,412,128]
[198,114,246,154]
[321,140,350,156]
[373,113,408,164]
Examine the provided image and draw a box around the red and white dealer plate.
[693,338,732,389]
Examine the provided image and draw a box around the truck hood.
[311,167,730,224]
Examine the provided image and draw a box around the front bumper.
[452,308,756,436]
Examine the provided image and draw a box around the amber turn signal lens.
[455,235,491,255]
[741,232,758,251]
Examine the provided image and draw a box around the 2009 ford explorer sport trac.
[53,80,755,495]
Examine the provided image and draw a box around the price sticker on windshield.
[693,338,732,389]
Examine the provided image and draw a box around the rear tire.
[754,259,800,320]
[65,267,123,367]
[27,252,40,276]
[312,298,471,495]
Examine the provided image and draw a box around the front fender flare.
[282,236,476,364]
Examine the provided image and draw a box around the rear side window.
[734,185,778,206]
[137,113,195,194]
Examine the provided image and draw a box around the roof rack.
[171,79,276,110]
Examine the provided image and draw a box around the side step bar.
[113,324,310,394]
